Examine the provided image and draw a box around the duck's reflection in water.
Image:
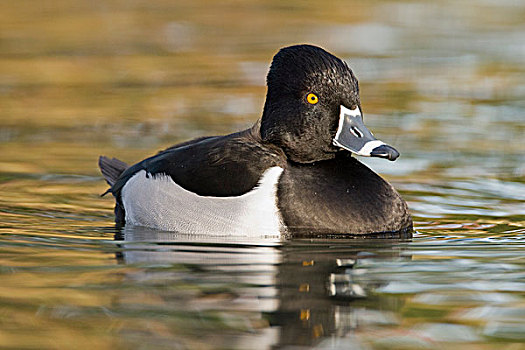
[114,226,410,349]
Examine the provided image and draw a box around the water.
[1,0,524,349]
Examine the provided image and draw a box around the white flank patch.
[121,167,284,236]
[334,105,362,142]
[357,139,385,156]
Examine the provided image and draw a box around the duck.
[99,44,412,237]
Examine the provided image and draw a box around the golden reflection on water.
[1,0,525,348]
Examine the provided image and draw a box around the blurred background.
[1,0,524,177]
[0,1,524,349]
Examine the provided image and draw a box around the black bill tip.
[370,144,400,161]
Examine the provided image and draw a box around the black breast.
[277,154,412,236]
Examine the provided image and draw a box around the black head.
[260,44,399,163]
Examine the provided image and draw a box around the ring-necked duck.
[99,44,412,237]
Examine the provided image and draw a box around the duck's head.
[260,44,399,163]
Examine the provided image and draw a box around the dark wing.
[111,130,286,200]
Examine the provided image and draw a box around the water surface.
[1,0,524,349]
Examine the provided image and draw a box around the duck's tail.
[98,156,128,195]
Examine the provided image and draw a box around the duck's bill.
[333,105,399,161]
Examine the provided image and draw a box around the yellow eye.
[306,93,319,105]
